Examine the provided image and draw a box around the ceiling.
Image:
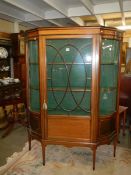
[0,0,131,30]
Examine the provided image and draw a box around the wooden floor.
[0,123,131,167]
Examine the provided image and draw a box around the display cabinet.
[26,27,122,170]
[0,32,12,79]
[11,32,26,103]
[0,32,12,129]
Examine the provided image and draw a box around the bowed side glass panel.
[28,40,40,112]
[46,38,93,116]
[100,39,120,115]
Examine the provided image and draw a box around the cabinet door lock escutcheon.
[43,100,47,110]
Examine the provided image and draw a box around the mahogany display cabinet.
[26,27,122,170]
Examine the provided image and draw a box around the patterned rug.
[0,140,131,175]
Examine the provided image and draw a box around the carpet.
[0,140,131,175]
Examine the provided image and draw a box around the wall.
[121,30,131,72]
[123,30,131,45]
[0,19,14,33]
[0,19,29,33]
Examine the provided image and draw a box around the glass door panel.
[100,89,117,115]
[28,40,40,112]
[100,64,118,88]
[101,39,119,64]
[46,38,92,116]
[29,64,39,89]
[99,39,119,115]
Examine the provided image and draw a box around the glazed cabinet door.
[27,39,41,135]
[45,37,93,140]
[99,38,120,136]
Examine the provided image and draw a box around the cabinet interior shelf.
[47,62,117,65]
[48,62,91,65]
[100,87,116,92]
[48,88,91,92]
[47,77,92,80]
[48,87,116,92]
[29,62,38,64]
[101,63,118,65]
[30,86,39,90]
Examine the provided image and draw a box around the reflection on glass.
[100,39,119,116]
[101,39,119,64]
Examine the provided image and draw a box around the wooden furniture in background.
[0,32,26,132]
[119,106,128,136]
[11,32,26,104]
[0,32,12,79]
[121,42,128,72]
[119,74,131,116]
[26,26,122,170]
[126,47,131,64]
[0,82,25,137]
[121,42,128,65]
[119,73,131,133]
[0,32,12,129]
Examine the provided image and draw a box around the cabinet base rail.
[27,129,117,170]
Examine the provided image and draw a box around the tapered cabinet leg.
[113,136,117,157]
[42,143,46,166]
[123,111,126,136]
[27,128,32,151]
[92,146,97,170]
